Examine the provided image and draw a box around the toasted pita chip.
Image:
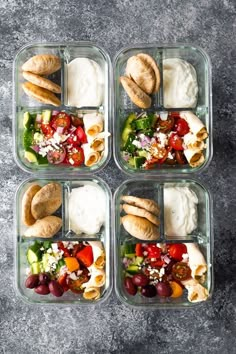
[22,82,61,106]
[22,54,61,75]
[137,53,161,93]
[23,71,61,93]
[24,216,62,238]
[22,184,41,226]
[122,204,160,226]
[31,182,62,220]
[122,214,159,240]
[121,195,159,216]
[120,76,151,109]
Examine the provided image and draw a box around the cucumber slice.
[123,244,135,255]
[23,130,34,150]
[26,242,43,264]
[126,264,139,275]
[42,110,52,124]
[121,113,136,145]
[31,262,41,274]
[134,156,146,168]
[24,150,38,163]
[134,256,144,265]
[23,112,34,130]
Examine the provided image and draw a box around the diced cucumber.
[42,110,52,124]
[134,256,144,265]
[138,150,149,158]
[26,242,43,264]
[123,244,135,255]
[42,253,50,272]
[33,132,44,143]
[125,253,136,259]
[126,264,139,275]
[37,155,48,165]
[134,156,146,168]
[56,258,65,271]
[23,112,34,130]
[121,113,136,145]
[43,241,52,250]
[23,130,34,150]
[24,150,38,163]
[31,262,41,274]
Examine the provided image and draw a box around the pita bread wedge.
[23,71,61,93]
[122,214,159,240]
[22,184,41,226]
[121,195,159,216]
[31,182,62,219]
[126,55,155,94]
[22,54,61,75]
[22,82,61,106]
[137,53,161,93]
[24,216,62,238]
[120,76,151,109]
[122,204,160,226]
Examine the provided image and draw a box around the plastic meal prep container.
[114,177,214,309]
[113,44,213,175]
[13,42,112,174]
[14,176,112,305]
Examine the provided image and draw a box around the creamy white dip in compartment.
[164,186,198,237]
[69,184,106,235]
[163,58,198,108]
[67,58,104,108]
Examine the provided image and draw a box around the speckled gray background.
[0,0,235,353]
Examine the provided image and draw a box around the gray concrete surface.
[0,0,235,353]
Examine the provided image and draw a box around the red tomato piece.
[58,273,69,292]
[135,244,143,257]
[47,146,66,164]
[51,112,71,132]
[76,246,93,268]
[169,112,181,119]
[168,244,187,261]
[169,133,184,151]
[68,274,90,294]
[41,123,54,139]
[58,242,71,257]
[150,259,165,268]
[66,133,81,147]
[171,262,191,281]
[76,126,87,144]
[147,244,161,259]
[67,147,84,166]
[158,116,174,133]
[174,118,190,136]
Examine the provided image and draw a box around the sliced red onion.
[30,145,40,153]
[36,114,42,122]
[56,126,64,134]
[141,140,148,148]
[144,136,151,143]
[162,255,171,264]
[52,110,59,116]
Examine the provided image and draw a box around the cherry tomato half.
[67,147,84,166]
[169,133,184,151]
[168,244,187,261]
[76,126,87,144]
[66,133,81,147]
[51,112,71,132]
[68,274,89,294]
[174,118,190,136]
[41,123,54,139]
[171,262,191,281]
[158,116,174,133]
[147,244,161,259]
[47,146,66,164]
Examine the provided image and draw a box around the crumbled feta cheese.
[182,253,189,262]
[143,251,148,256]
[69,272,78,280]
[62,242,69,248]
[69,158,74,165]
[155,132,168,147]
[40,247,44,251]
[168,152,174,159]
[159,267,165,277]
[160,112,168,121]
[51,243,58,252]
[47,248,52,254]
[132,140,142,149]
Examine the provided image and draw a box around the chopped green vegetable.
[123,133,136,153]
[134,156,146,168]
[121,113,136,146]
[126,264,139,275]
[42,110,52,124]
